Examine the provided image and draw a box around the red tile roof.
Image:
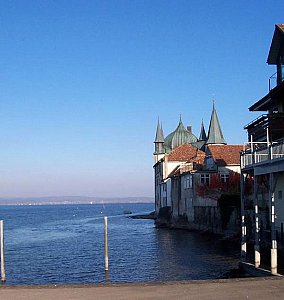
[206,144,243,166]
[167,144,205,164]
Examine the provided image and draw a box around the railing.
[269,65,284,91]
[241,141,284,168]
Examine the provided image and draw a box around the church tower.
[199,120,207,141]
[154,119,165,163]
[206,101,226,145]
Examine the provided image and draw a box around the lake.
[0,203,240,285]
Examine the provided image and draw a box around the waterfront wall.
[155,194,241,238]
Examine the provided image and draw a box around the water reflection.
[1,204,240,285]
[155,228,239,280]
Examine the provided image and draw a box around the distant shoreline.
[0,197,154,206]
[0,202,154,206]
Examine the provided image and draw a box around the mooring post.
[104,216,109,272]
[254,175,260,268]
[240,173,247,261]
[0,220,6,283]
[270,173,277,275]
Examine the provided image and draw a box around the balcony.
[244,113,284,143]
[241,141,284,169]
[269,65,284,91]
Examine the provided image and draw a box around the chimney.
[187,126,192,133]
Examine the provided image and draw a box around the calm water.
[0,203,240,285]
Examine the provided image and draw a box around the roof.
[154,119,165,143]
[192,140,206,150]
[249,78,284,111]
[206,102,226,145]
[199,120,207,141]
[167,144,205,165]
[164,117,197,151]
[249,24,284,112]
[267,24,284,65]
[206,144,243,166]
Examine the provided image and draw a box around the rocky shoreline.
[128,211,156,220]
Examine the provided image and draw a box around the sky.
[0,0,284,198]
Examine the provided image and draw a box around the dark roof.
[154,119,164,143]
[199,120,207,141]
[164,116,197,151]
[206,102,226,145]
[249,24,284,111]
[249,80,284,111]
[267,24,284,65]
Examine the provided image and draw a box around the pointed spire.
[154,118,164,143]
[206,101,226,144]
[199,120,207,141]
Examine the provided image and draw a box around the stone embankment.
[155,205,240,240]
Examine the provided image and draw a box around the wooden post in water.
[240,173,247,261]
[254,176,260,268]
[270,174,278,275]
[0,220,6,283]
[104,216,109,272]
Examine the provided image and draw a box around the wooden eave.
[249,80,284,111]
[267,24,284,65]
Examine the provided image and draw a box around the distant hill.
[0,196,154,206]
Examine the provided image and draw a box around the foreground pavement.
[1,277,284,300]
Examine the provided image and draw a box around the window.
[220,173,229,183]
[184,175,193,189]
[200,174,210,184]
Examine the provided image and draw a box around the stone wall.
[155,194,241,239]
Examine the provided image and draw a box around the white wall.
[166,161,181,178]
[218,165,240,174]
[166,178,172,207]
[180,173,194,221]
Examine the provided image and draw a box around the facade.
[153,103,242,235]
[240,24,284,274]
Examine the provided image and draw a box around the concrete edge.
[239,261,283,277]
[1,276,284,290]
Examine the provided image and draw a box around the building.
[240,24,284,275]
[154,103,243,234]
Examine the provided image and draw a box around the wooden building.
[240,24,284,275]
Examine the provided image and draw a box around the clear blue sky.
[0,0,283,198]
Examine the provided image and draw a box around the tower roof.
[199,120,207,141]
[154,119,164,143]
[164,116,197,151]
[206,102,226,145]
